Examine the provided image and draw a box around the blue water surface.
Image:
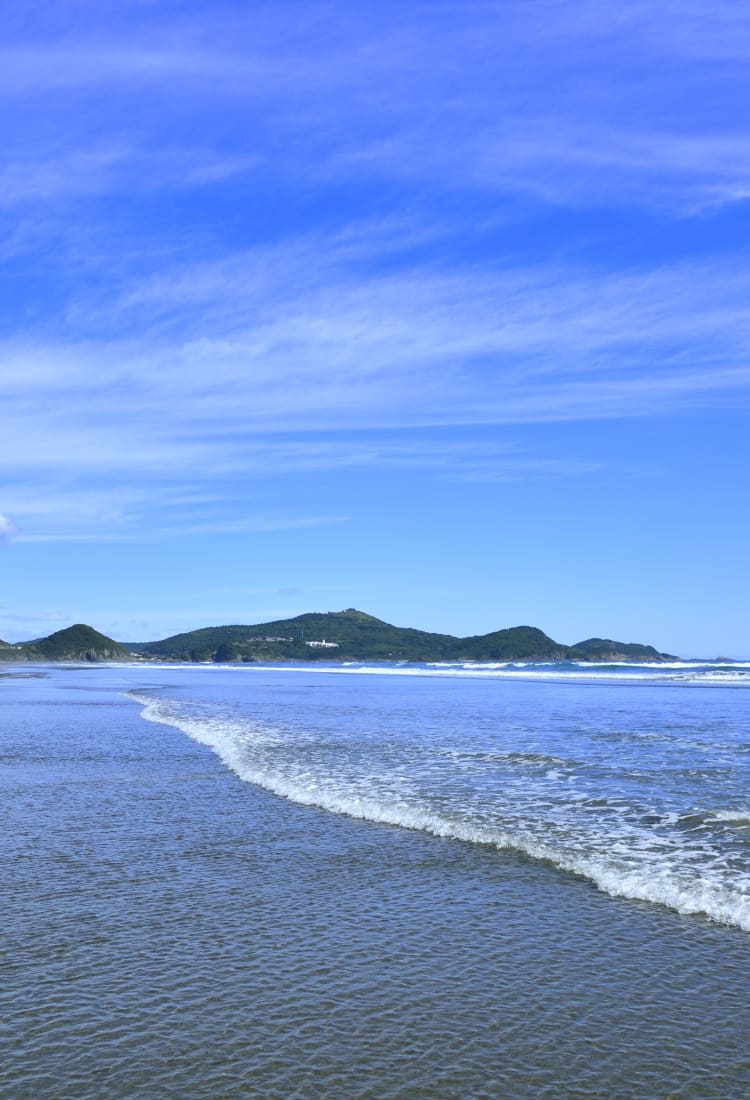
[2,662,750,1099]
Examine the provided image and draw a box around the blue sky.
[1,0,749,656]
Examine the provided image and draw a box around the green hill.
[129,609,460,662]
[0,611,675,665]
[0,637,23,661]
[127,608,676,663]
[452,625,569,662]
[572,638,671,661]
[20,624,129,663]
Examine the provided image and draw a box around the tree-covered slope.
[130,609,460,662]
[129,608,675,663]
[21,624,129,662]
[452,625,571,661]
[0,637,23,660]
[572,637,675,661]
[0,612,676,664]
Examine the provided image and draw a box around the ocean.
[2,660,750,1098]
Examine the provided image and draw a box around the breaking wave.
[128,691,750,932]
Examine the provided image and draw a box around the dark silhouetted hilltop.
[20,624,129,663]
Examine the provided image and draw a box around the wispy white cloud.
[0,609,68,624]
[464,126,750,214]
[0,3,748,214]
[2,247,750,494]
[1,0,749,555]
[0,513,16,540]
[0,44,228,93]
[0,608,71,644]
[11,506,347,544]
[589,0,750,62]
[0,429,601,542]
[0,144,258,206]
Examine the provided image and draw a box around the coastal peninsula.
[0,609,677,664]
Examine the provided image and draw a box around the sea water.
[2,660,750,1098]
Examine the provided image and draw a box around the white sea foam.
[713,811,750,825]
[128,691,750,932]
[134,661,750,688]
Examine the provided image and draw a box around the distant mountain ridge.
[125,608,677,663]
[0,610,677,664]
